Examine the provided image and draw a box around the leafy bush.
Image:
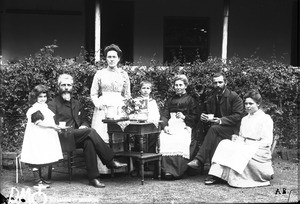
[0,45,98,151]
[0,45,299,152]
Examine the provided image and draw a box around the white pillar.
[222,0,230,64]
[95,0,101,62]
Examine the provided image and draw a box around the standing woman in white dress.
[206,89,274,187]
[90,44,131,173]
[21,85,63,188]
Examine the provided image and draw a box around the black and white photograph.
[0,0,299,203]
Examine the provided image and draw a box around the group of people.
[185,73,274,188]
[20,44,275,190]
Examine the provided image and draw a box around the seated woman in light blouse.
[205,89,274,187]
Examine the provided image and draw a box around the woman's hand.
[98,104,106,110]
[164,126,170,134]
[176,112,185,120]
[95,97,106,110]
[231,134,239,142]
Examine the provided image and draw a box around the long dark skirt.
[162,155,189,178]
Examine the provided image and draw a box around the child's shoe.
[32,169,41,183]
[33,180,50,189]
[41,177,52,184]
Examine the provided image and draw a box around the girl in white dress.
[21,85,63,188]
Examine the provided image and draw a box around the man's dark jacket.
[48,95,90,151]
[206,88,244,133]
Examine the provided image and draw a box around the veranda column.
[95,0,101,62]
[222,0,230,64]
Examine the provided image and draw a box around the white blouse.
[240,109,274,147]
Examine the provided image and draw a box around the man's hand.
[79,125,88,129]
[211,117,221,125]
[200,113,208,122]
[201,113,220,124]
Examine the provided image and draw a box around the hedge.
[0,45,299,152]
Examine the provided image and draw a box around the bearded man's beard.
[60,90,72,101]
[215,86,225,95]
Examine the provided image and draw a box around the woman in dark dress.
[160,74,198,179]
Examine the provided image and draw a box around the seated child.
[131,80,160,176]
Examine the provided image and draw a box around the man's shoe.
[187,159,202,169]
[89,178,105,188]
[107,160,127,169]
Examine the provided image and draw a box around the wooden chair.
[16,131,86,184]
[47,131,86,183]
[47,148,86,183]
[271,135,279,156]
[15,154,55,183]
[15,154,23,183]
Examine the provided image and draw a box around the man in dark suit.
[48,74,127,188]
[187,72,244,176]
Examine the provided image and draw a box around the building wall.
[134,0,223,65]
[1,0,85,62]
[1,0,294,65]
[133,0,293,65]
[228,0,293,63]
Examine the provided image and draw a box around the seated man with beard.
[48,74,127,188]
[187,72,244,181]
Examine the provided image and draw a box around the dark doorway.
[101,0,134,63]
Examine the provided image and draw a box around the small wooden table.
[102,119,162,185]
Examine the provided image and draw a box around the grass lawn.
[0,155,298,203]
